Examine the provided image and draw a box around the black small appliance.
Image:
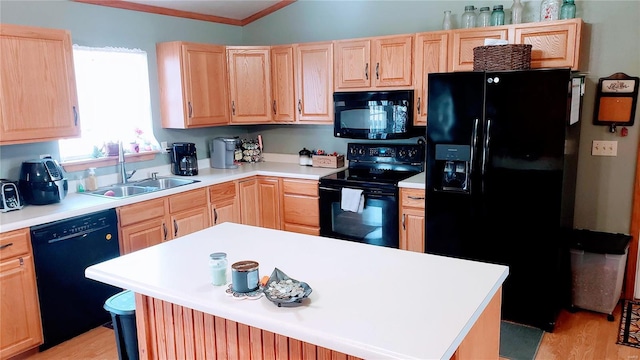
[170,142,198,176]
[19,157,68,205]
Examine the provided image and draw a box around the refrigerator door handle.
[470,117,479,191]
[482,118,492,190]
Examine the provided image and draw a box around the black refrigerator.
[425,68,581,332]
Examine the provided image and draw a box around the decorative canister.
[231,260,260,293]
[209,252,228,286]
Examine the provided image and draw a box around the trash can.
[568,229,632,321]
[104,290,139,360]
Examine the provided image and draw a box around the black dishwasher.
[30,208,122,350]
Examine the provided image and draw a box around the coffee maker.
[210,137,238,169]
[171,142,198,176]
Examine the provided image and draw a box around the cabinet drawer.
[401,189,426,209]
[209,181,236,200]
[0,228,30,260]
[282,179,318,196]
[169,188,208,213]
[118,198,166,227]
[283,194,319,227]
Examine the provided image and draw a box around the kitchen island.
[85,222,508,359]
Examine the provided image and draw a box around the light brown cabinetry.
[413,31,450,126]
[294,42,334,124]
[281,178,320,235]
[168,188,210,238]
[451,28,509,72]
[0,228,43,359]
[271,45,296,123]
[0,24,79,145]
[209,181,240,226]
[509,19,582,70]
[156,41,229,128]
[238,177,259,226]
[227,46,272,124]
[399,188,425,253]
[334,35,413,90]
[257,176,281,229]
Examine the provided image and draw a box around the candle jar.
[231,260,260,293]
[209,252,228,286]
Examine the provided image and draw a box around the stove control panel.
[347,143,424,164]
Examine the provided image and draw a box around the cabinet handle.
[232,101,236,115]
[402,214,406,230]
[188,102,193,118]
[417,97,421,115]
[174,219,178,237]
[408,196,425,200]
[0,242,13,250]
[298,99,302,114]
[376,63,379,80]
[19,257,24,266]
[73,106,78,126]
[214,208,218,224]
[365,63,369,80]
[163,223,168,241]
[273,100,277,115]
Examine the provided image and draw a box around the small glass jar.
[491,5,505,26]
[442,10,452,30]
[540,0,561,21]
[510,0,524,24]
[231,260,259,293]
[461,5,477,28]
[209,252,228,286]
[560,0,576,19]
[478,7,492,27]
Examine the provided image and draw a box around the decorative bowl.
[263,268,312,307]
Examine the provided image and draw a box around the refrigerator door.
[425,71,485,259]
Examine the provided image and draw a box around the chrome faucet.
[118,141,136,183]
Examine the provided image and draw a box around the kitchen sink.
[82,177,200,199]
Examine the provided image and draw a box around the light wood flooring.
[18,302,640,360]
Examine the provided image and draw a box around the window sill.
[61,151,160,173]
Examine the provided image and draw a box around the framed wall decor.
[593,72,639,132]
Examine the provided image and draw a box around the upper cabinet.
[227,46,273,124]
[157,41,229,128]
[450,28,509,72]
[270,45,296,123]
[0,24,80,145]
[334,35,413,91]
[295,42,334,124]
[413,31,449,126]
[509,19,582,70]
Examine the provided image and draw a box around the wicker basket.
[473,44,532,71]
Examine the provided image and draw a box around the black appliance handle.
[43,224,112,244]
[482,118,492,191]
[470,117,479,193]
[319,186,395,198]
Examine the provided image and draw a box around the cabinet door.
[258,177,281,230]
[238,178,259,226]
[227,47,272,124]
[170,207,210,238]
[120,218,167,254]
[281,178,319,235]
[400,209,425,253]
[334,39,371,89]
[0,24,79,145]
[211,198,239,226]
[271,45,296,123]
[451,29,509,71]
[373,35,413,88]
[511,19,582,70]
[414,32,449,126]
[295,42,334,124]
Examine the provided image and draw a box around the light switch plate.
[592,140,618,156]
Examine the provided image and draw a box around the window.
[59,46,159,161]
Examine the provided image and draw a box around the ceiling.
[74,0,296,26]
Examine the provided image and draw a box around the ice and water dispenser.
[435,144,471,192]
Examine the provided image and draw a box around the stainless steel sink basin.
[82,177,199,199]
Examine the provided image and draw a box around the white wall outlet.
[592,140,618,156]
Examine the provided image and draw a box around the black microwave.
[333,90,416,139]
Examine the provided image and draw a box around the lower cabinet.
[238,177,259,226]
[0,228,43,359]
[258,176,281,229]
[209,181,240,226]
[281,178,320,235]
[168,188,210,238]
[400,188,425,253]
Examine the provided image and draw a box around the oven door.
[319,184,399,248]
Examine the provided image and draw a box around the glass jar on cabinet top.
[461,5,477,28]
[540,0,561,21]
[560,0,576,19]
[491,5,505,26]
[478,7,492,27]
[510,0,524,24]
[442,10,452,30]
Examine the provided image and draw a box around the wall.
[242,0,640,234]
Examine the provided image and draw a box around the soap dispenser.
[86,167,98,191]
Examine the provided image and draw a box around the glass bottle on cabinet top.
[510,0,524,24]
[478,7,492,27]
[560,0,576,19]
[540,0,561,21]
[461,5,477,28]
[443,10,452,30]
[491,5,505,26]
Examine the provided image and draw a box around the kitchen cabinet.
[271,45,296,123]
[238,177,259,226]
[451,28,509,72]
[400,188,425,253]
[510,18,582,70]
[118,198,168,254]
[168,188,210,238]
[0,228,43,359]
[227,46,272,124]
[156,41,229,128]
[0,24,80,145]
[209,181,240,226]
[334,35,413,90]
[258,176,281,229]
[281,178,320,235]
[294,42,334,124]
[413,31,449,126]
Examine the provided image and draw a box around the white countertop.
[398,172,425,189]
[85,222,508,360]
[0,161,345,233]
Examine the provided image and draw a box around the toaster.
[0,179,24,212]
